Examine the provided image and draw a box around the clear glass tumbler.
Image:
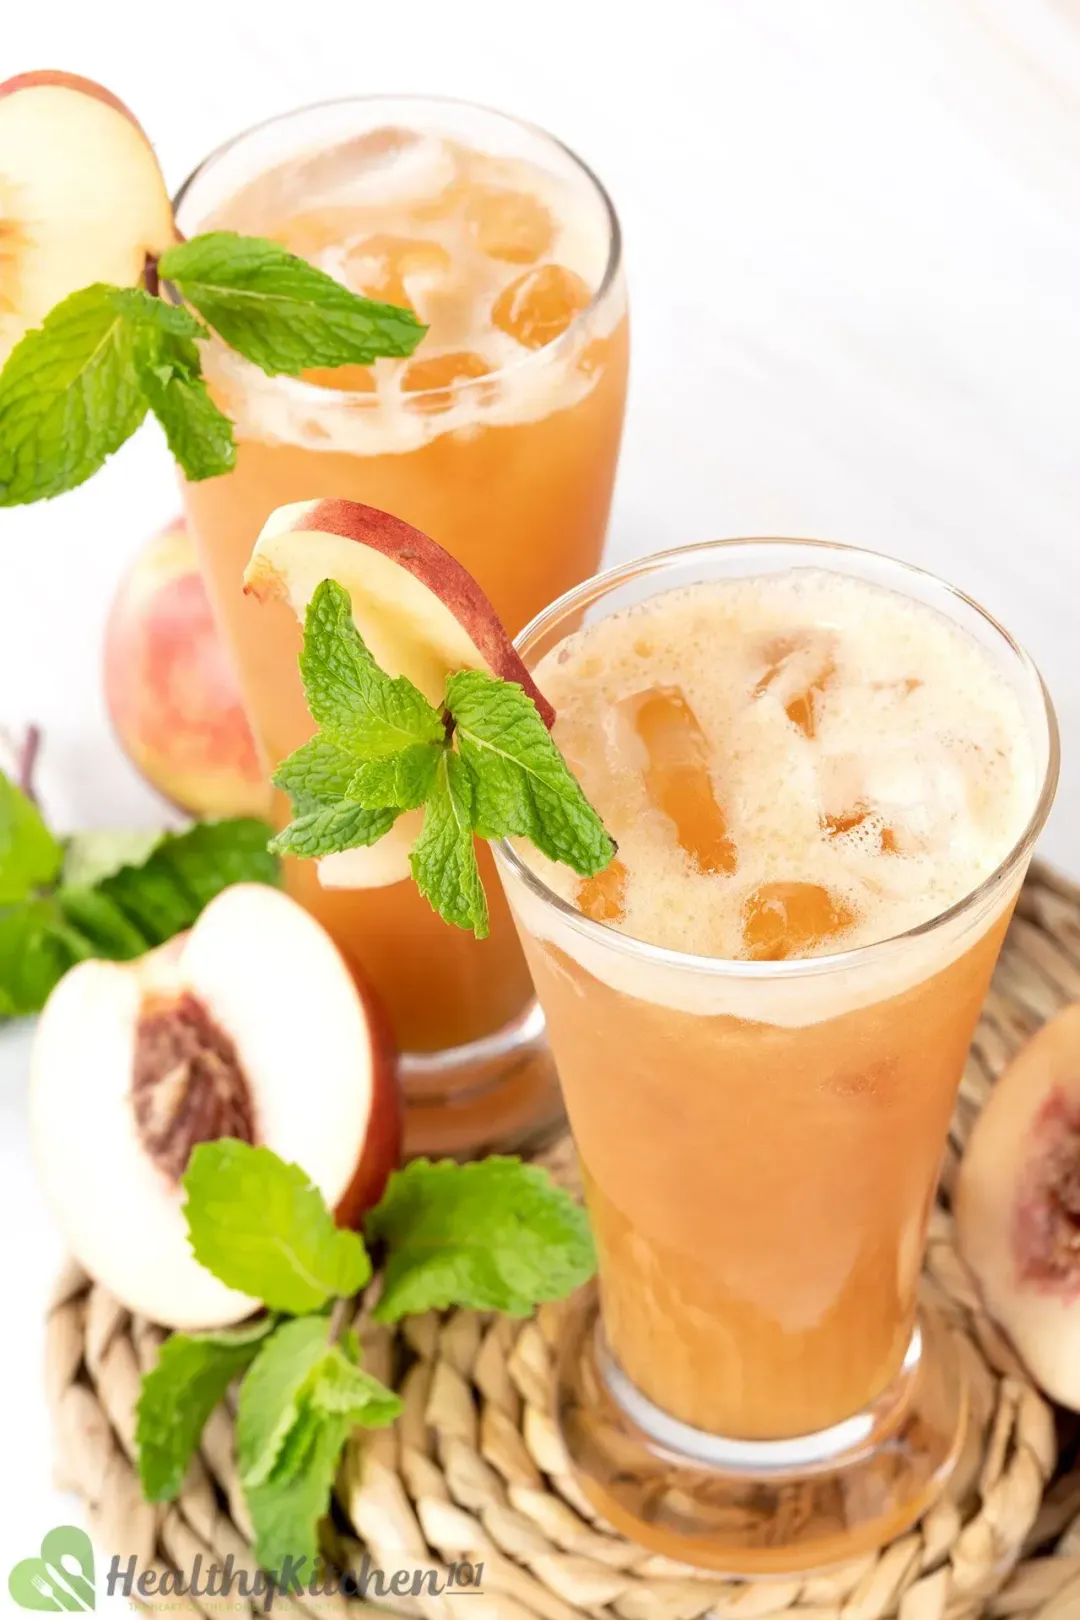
[494,539,1058,1574]
[172,96,628,1158]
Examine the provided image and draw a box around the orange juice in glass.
[495,539,1057,1574]
[172,98,628,1155]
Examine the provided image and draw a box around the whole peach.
[105,518,268,818]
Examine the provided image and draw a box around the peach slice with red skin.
[29,883,401,1329]
[244,499,556,889]
[955,1003,1080,1409]
[0,71,176,364]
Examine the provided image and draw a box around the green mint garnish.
[367,1157,597,1321]
[0,789,280,1020]
[271,578,615,938]
[158,233,425,376]
[410,747,489,937]
[182,1139,372,1314]
[0,768,63,903]
[0,235,426,506]
[136,1140,592,1576]
[236,1317,399,1489]
[0,285,157,504]
[447,667,617,871]
[136,1318,275,1501]
[242,1399,356,1577]
[295,573,445,756]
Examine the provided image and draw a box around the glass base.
[401,1000,566,1160]
[556,1285,967,1576]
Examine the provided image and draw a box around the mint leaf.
[349,744,441,810]
[299,581,443,757]
[0,817,279,1021]
[137,1318,273,1501]
[237,1320,400,1491]
[183,1140,372,1313]
[109,287,209,340]
[368,1157,596,1321]
[159,233,426,377]
[61,829,162,888]
[410,749,488,938]
[54,885,150,959]
[0,902,76,1018]
[311,1333,402,1427]
[0,772,63,903]
[272,736,360,811]
[237,1317,334,1489]
[0,284,148,504]
[446,669,615,876]
[244,1403,348,1576]
[134,324,236,481]
[145,818,279,909]
[238,1321,400,1577]
[269,802,398,860]
[96,817,278,938]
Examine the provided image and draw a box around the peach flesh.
[29,884,402,1328]
[1012,1089,1080,1296]
[0,71,175,363]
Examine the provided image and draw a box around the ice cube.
[577,859,627,923]
[464,185,555,263]
[274,207,367,262]
[343,234,451,309]
[754,632,837,739]
[492,264,592,350]
[742,882,854,961]
[301,364,377,393]
[290,129,458,212]
[400,350,493,413]
[628,687,737,875]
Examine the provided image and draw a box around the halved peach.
[29,883,401,1329]
[0,72,175,364]
[244,499,555,888]
[955,1003,1080,1409]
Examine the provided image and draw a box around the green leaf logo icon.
[8,1526,95,1611]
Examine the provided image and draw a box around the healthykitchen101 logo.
[9,1526,487,1611]
[9,1527,96,1610]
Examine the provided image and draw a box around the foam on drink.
[520,569,1037,966]
[196,129,616,453]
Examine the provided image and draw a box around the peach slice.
[955,1003,1080,1409]
[0,72,176,365]
[29,883,401,1329]
[244,499,556,889]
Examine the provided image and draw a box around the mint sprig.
[0,781,280,1019]
[159,233,425,376]
[183,1140,371,1314]
[136,1138,593,1578]
[272,579,615,937]
[0,285,157,504]
[137,1318,275,1500]
[368,1157,596,1320]
[0,235,426,506]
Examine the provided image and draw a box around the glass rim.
[493,535,1061,980]
[170,91,624,404]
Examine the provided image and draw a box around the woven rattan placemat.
[45,862,1080,1618]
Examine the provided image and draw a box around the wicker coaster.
[45,862,1080,1619]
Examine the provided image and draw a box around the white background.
[3,0,1080,1601]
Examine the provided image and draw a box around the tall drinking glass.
[494,539,1057,1574]
[173,97,628,1155]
